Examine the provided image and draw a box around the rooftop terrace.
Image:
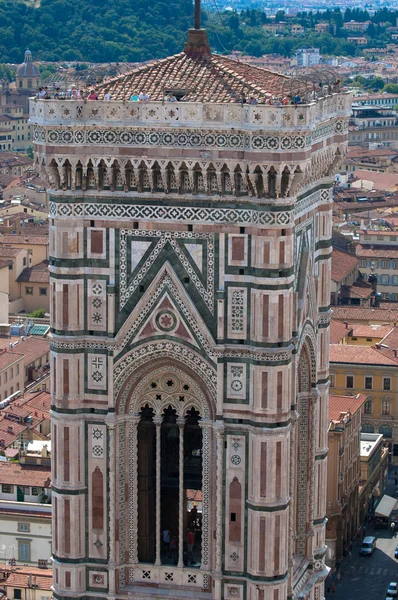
[30,93,351,132]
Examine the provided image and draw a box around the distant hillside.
[0,0,194,62]
[0,3,397,65]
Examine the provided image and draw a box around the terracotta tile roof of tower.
[98,31,288,103]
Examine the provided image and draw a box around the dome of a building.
[16,49,40,78]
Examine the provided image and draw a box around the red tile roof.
[0,234,48,245]
[16,260,49,284]
[0,259,11,269]
[4,567,52,591]
[350,324,393,338]
[343,282,373,299]
[331,305,398,323]
[1,391,51,431]
[355,244,398,259]
[0,349,24,371]
[0,246,24,257]
[329,393,367,421]
[0,461,51,487]
[331,247,358,282]
[330,320,352,344]
[8,337,50,365]
[329,343,398,366]
[375,326,398,363]
[352,170,398,191]
[98,42,288,103]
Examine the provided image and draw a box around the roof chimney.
[184,28,211,58]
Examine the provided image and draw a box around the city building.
[326,393,366,568]
[0,500,51,565]
[0,348,24,402]
[329,344,398,461]
[0,565,52,600]
[343,21,371,32]
[0,50,40,114]
[330,247,373,306]
[291,24,304,35]
[294,47,320,67]
[358,432,389,522]
[16,261,49,313]
[32,24,350,600]
[354,230,398,301]
[0,232,50,313]
[347,37,368,46]
[315,23,329,33]
[0,389,51,449]
[331,304,398,326]
[353,92,398,108]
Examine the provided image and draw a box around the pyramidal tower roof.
[98,28,289,103]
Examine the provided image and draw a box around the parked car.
[360,536,377,555]
[387,582,398,597]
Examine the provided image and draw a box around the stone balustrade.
[30,93,351,131]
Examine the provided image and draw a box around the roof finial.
[184,0,210,57]
[194,0,201,29]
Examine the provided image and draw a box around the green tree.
[28,308,46,318]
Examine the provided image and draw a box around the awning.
[375,494,397,517]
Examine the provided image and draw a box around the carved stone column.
[213,421,225,599]
[177,416,185,568]
[308,390,319,554]
[216,171,223,195]
[154,415,162,566]
[288,409,298,597]
[199,418,212,572]
[107,421,116,595]
[160,169,168,193]
[81,165,88,191]
[130,414,140,565]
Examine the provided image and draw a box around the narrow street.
[326,468,398,600]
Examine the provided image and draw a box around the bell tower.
[32,31,350,600]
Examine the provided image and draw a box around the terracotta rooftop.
[331,305,398,323]
[0,461,51,487]
[0,246,24,257]
[347,146,398,159]
[331,247,358,282]
[375,326,398,363]
[330,320,352,344]
[341,281,373,299]
[0,349,24,371]
[328,393,367,422]
[8,337,50,365]
[1,391,51,430]
[352,170,398,191]
[16,260,49,284]
[4,567,52,591]
[0,259,11,269]
[0,233,49,245]
[350,324,393,338]
[98,30,288,103]
[329,343,398,366]
[355,244,398,259]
